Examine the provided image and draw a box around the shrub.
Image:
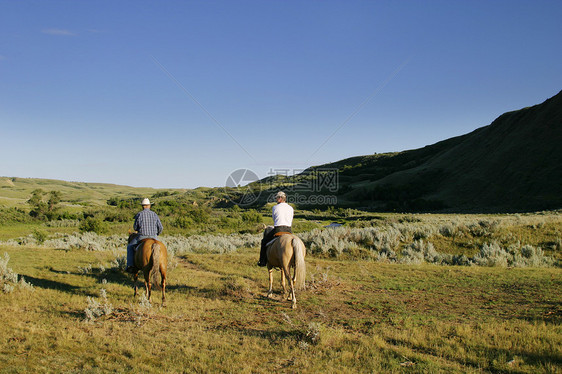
[78,264,93,274]
[1,252,33,292]
[45,219,80,227]
[377,246,397,262]
[452,254,472,266]
[300,226,402,258]
[84,289,113,323]
[111,255,127,271]
[43,232,126,252]
[439,223,457,238]
[400,240,431,264]
[172,216,194,229]
[0,207,32,224]
[473,242,508,267]
[18,276,34,291]
[0,253,19,284]
[79,217,109,235]
[473,242,554,268]
[189,206,211,224]
[304,322,321,345]
[3,283,14,293]
[33,230,47,244]
[400,239,452,265]
[468,220,499,238]
[512,245,553,267]
[241,209,263,224]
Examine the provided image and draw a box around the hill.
[2,91,561,214]
[281,90,562,213]
[0,177,178,208]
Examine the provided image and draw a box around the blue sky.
[1,1,561,188]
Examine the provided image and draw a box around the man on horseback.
[258,191,294,266]
[126,198,163,273]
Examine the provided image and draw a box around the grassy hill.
[271,90,562,213]
[0,177,192,208]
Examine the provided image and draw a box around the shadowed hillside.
[289,90,562,212]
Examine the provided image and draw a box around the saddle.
[266,232,291,247]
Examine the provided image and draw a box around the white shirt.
[272,202,294,227]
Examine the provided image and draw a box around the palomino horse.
[127,233,168,304]
[266,233,306,309]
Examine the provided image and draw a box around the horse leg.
[144,270,151,302]
[280,269,288,299]
[283,266,297,309]
[133,272,139,297]
[290,264,298,301]
[161,270,166,305]
[267,268,274,298]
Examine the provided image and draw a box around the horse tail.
[292,237,306,290]
[150,242,161,286]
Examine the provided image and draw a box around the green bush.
[241,209,262,223]
[79,217,109,234]
[0,207,33,224]
[172,216,194,229]
[189,206,211,224]
[32,230,47,244]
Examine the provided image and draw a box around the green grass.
[0,176,174,207]
[1,244,560,373]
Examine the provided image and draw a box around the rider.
[258,191,294,266]
[126,198,163,273]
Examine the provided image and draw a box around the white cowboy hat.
[141,198,151,205]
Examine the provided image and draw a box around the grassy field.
[1,242,560,373]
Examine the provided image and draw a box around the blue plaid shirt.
[133,209,163,237]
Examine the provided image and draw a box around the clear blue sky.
[1,1,561,188]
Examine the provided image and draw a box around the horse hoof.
[291,304,297,309]
[267,293,273,299]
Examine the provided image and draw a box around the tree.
[48,191,61,212]
[28,189,44,207]
[28,189,48,219]
[28,189,61,220]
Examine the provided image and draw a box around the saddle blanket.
[266,232,291,247]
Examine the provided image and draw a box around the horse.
[127,233,168,304]
[265,233,306,309]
